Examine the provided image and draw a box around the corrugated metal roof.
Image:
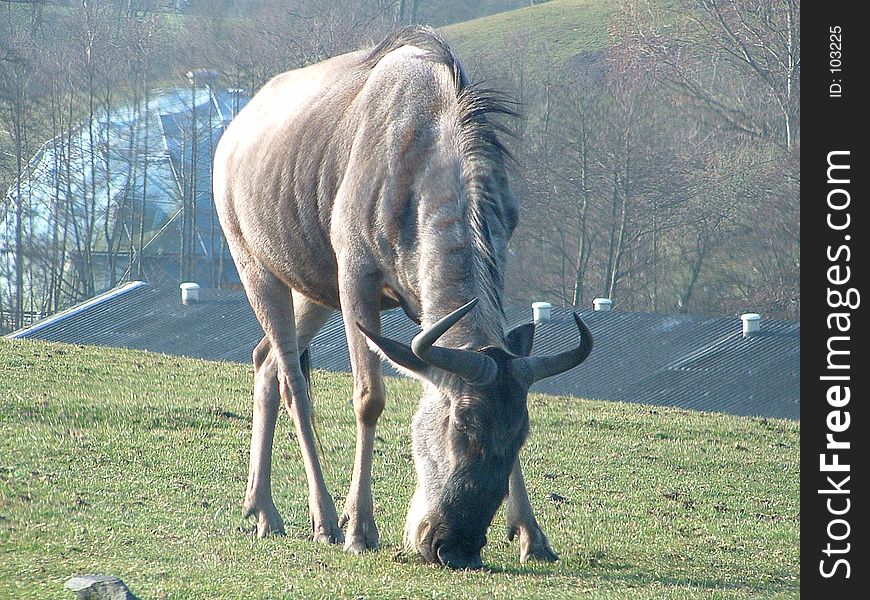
[8,283,799,419]
[8,283,262,364]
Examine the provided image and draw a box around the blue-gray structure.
[8,282,800,420]
[1,84,250,328]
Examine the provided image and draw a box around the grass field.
[1,339,799,598]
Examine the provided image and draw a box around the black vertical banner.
[802,2,868,596]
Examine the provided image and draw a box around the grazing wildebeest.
[213,26,593,568]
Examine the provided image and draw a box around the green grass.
[441,0,615,65]
[0,339,799,598]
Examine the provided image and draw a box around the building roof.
[8,282,800,420]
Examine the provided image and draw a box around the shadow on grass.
[484,561,795,595]
[590,570,796,595]
[379,542,795,595]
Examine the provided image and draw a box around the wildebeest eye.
[452,397,474,431]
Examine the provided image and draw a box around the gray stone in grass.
[64,574,140,600]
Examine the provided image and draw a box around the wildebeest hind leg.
[243,336,285,537]
[237,254,343,544]
[506,457,559,562]
[243,294,334,538]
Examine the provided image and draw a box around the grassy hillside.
[1,340,799,598]
[441,0,615,64]
[421,0,549,27]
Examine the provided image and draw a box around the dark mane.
[364,25,467,88]
[458,83,519,315]
[364,26,519,154]
[367,26,520,318]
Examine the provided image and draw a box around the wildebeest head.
[359,299,592,568]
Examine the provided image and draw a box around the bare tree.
[624,0,800,150]
[1,24,38,329]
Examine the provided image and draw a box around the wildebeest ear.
[356,323,431,381]
[506,323,535,357]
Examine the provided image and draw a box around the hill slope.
[421,0,550,27]
[0,340,798,598]
[441,0,615,64]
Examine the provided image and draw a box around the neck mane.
[367,26,518,350]
[418,85,517,351]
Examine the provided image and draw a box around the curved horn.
[411,299,498,386]
[356,322,429,379]
[516,313,593,385]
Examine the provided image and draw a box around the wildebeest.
[213,26,593,568]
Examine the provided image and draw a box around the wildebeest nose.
[436,544,483,570]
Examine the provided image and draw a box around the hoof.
[311,517,344,545]
[243,501,286,538]
[339,512,380,553]
[507,523,559,563]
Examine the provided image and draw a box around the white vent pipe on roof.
[593,297,612,311]
[180,282,201,305]
[741,313,761,336]
[532,302,552,325]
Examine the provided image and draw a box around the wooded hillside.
[0,0,799,331]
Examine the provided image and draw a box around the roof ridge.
[5,281,148,340]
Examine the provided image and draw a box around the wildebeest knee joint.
[354,386,385,426]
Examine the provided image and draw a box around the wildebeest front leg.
[337,266,385,553]
[506,457,559,562]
